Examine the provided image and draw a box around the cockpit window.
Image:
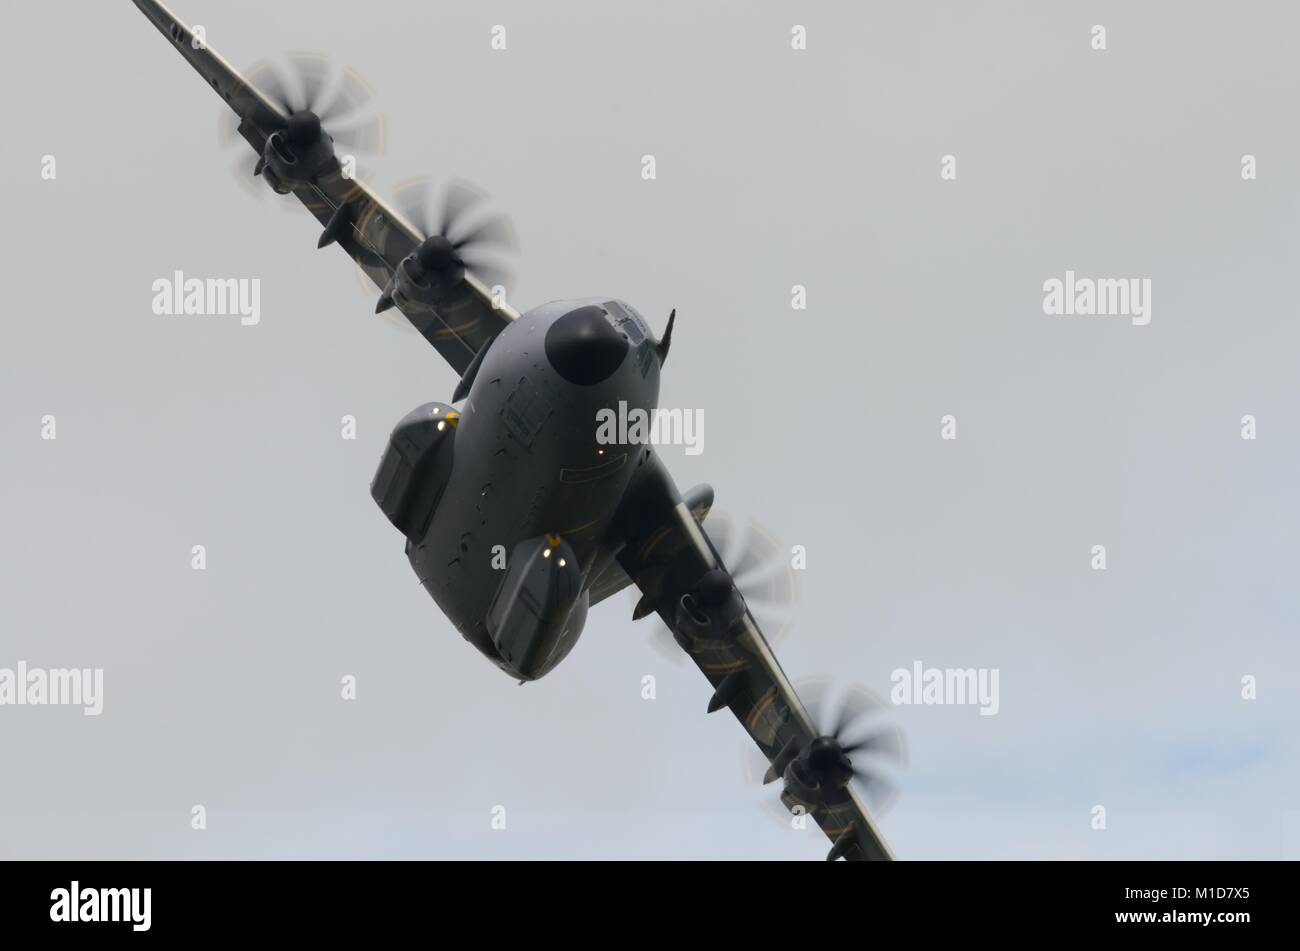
[604,300,646,344]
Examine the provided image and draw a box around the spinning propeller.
[390,177,519,295]
[742,680,906,827]
[360,178,520,332]
[217,52,386,200]
[642,512,798,665]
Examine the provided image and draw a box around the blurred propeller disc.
[217,51,387,203]
[741,679,906,830]
[392,176,518,292]
[642,512,798,665]
[361,176,519,334]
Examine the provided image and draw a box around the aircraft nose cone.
[544,305,629,386]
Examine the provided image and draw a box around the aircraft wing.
[616,487,895,861]
[129,0,516,375]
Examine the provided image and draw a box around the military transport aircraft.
[130,0,896,861]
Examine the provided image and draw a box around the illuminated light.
[597,449,604,455]
[543,549,551,558]
[558,559,567,567]
[437,421,446,431]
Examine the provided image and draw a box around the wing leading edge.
[129,0,516,375]
[616,479,894,861]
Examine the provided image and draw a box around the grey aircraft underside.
[130,0,894,861]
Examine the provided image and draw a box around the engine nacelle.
[780,757,823,815]
[388,256,443,312]
[779,736,855,816]
[381,236,466,315]
[671,569,745,652]
[371,401,458,541]
[487,535,587,681]
[259,111,336,193]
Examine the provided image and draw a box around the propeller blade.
[728,545,765,586]
[392,179,435,238]
[257,59,296,115]
[288,51,331,116]
[828,687,879,740]
[452,213,517,254]
[439,179,483,239]
[328,115,386,155]
[799,678,834,733]
[841,728,904,760]
[851,771,900,814]
[457,254,513,292]
[705,514,796,615]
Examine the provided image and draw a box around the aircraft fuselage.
[374,298,662,680]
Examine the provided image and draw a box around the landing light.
[543,549,551,558]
